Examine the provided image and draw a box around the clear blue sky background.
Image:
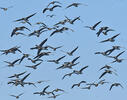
[0,0,127,99]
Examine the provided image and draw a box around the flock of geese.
[0,0,126,99]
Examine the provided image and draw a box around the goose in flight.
[27,58,43,63]
[66,3,87,9]
[14,13,36,26]
[47,55,66,64]
[8,71,27,78]
[11,26,30,37]
[109,83,123,91]
[108,51,125,63]
[73,66,88,75]
[100,33,120,43]
[30,38,48,55]
[33,85,50,96]
[19,53,30,64]
[43,5,62,13]
[85,21,102,30]
[25,62,42,69]
[61,46,78,56]
[0,46,22,55]
[10,93,24,99]
[47,1,62,7]
[4,59,20,67]
[0,6,13,11]
[99,69,117,79]
[96,26,109,37]
[71,81,86,89]
[47,45,63,51]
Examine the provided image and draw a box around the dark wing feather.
[12,59,20,64]
[99,71,107,79]
[21,73,30,82]
[93,21,102,29]
[43,8,49,13]
[18,93,24,96]
[14,18,24,22]
[51,5,62,10]
[79,66,88,72]
[42,85,50,92]
[96,28,103,37]
[71,84,78,88]
[57,55,66,61]
[39,38,48,47]
[56,65,64,70]
[26,13,36,20]
[71,56,80,63]
[111,33,120,39]
[109,84,114,91]
[70,46,78,55]
[66,4,73,8]
[18,71,27,76]
[116,51,125,58]
[35,62,42,67]
[19,56,25,64]
[99,38,110,43]
[50,30,59,37]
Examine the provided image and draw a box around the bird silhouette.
[10,93,24,99]
[109,83,123,91]
[25,62,42,69]
[47,55,66,64]
[8,71,27,78]
[73,65,88,75]
[0,6,13,11]
[47,1,62,7]
[14,13,36,25]
[4,59,20,67]
[11,26,30,37]
[100,33,120,43]
[66,3,87,9]
[34,85,50,96]
[43,5,62,13]
[61,46,78,56]
[71,81,86,88]
[99,70,117,79]
[85,21,102,30]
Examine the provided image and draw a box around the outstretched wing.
[18,93,24,96]
[26,13,37,20]
[99,38,109,43]
[51,5,62,10]
[42,85,50,92]
[10,95,16,97]
[71,56,80,64]
[116,51,125,58]
[70,46,78,55]
[79,66,88,72]
[62,72,73,80]
[109,84,114,91]
[57,55,66,61]
[12,59,20,64]
[43,8,49,13]
[66,4,74,8]
[93,21,102,29]
[71,84,78,88]
[99,71,107,79]
[96,28,103,37]
[111,33,120,39]
[39,38,48,47]
[21,73,30,82]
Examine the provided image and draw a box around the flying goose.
[85,21,102,30]
[14,13,36,26]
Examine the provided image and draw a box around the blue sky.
[0,0,127,100]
